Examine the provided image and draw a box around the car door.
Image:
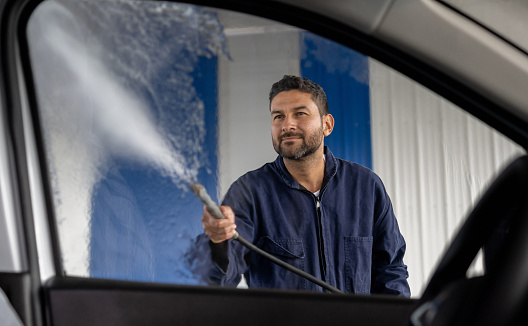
[1,0,527,325]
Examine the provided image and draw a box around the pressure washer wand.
[190,183,343,294]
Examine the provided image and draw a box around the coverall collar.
[274,146,338,192]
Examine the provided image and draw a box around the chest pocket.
[345,236,373,294]
[252,236,306,290]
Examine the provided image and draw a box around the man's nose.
[282,115,296,131]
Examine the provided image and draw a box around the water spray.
[190,183,343,294]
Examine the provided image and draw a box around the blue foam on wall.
[89,55,218,284]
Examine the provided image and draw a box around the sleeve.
[186,178,255,287]
[371,183,411,297]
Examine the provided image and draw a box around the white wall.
[217,27,301,198]
[369,59,524,296]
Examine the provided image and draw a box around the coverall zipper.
[315,195,327,281]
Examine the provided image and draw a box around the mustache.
[280,132,304,142]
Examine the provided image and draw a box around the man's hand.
[201,205,237,243]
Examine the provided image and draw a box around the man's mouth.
[280,133,303,142]
[282,137,300,141]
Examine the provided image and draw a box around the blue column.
[300,32,372,169]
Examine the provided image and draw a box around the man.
[194,75,410,296]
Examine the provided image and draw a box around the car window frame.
[2,0,528,324]
[11,0,528,283]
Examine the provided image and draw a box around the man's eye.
[273,115,283,120]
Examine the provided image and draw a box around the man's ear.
[323,114,334,137]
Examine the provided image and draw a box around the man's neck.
[283,149,326,193]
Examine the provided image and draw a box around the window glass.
[27,0,523,296]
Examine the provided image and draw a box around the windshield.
[442,0,528,53]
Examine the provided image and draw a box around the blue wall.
[300,32,372,169]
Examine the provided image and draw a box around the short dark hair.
[269,75,329,115]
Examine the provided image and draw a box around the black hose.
[234,234,343,294]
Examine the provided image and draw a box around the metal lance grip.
[190,183,239,240]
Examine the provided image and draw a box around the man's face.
[270,90,332,160]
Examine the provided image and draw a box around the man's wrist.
[210,240,229,272]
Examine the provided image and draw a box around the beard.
[273,127,324,160]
